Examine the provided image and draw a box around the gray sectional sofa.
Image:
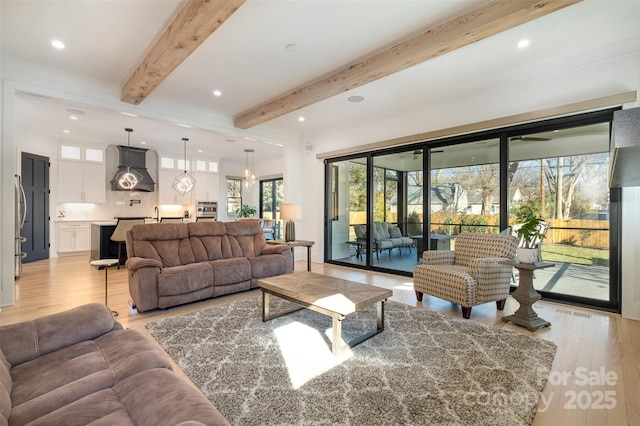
[126,221,293,312]
[353,221,414,256]
[0,303,228,426]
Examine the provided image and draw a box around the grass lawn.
[541,244,609,266]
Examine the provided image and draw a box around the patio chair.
[413,232,518,319]
[262,219,275,240]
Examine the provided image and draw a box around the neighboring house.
[406,184,468,214]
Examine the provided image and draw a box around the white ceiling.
[2,0,639,162]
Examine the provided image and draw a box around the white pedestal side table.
[90,258,120,317]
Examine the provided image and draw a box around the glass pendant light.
[244,148,255,188]
[173,137,196,195]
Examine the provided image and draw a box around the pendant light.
[115,128,142,190]
[244,148,255,188]
[173,137,196,195]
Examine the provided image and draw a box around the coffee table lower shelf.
[258,271,392,355]
[261,290,385,355]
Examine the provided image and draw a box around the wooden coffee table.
[257,271,393,355]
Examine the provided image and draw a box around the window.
[260,178,283,220]
[227,178,242,215]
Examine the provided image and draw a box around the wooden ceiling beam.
[121,0,245,105]
[234,0,581,129]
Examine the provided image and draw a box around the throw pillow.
[390,227,403,238]
[353,225,366,240]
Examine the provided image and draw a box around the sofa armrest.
[423,250,455,265]
[126,256,162,272]
[261,244,290,255]
[0,303,122,366]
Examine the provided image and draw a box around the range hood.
[111,145,155,192]
[610,107,640,188]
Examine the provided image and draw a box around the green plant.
[235,204,257,218]
[513,205,546,248]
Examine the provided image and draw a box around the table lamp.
[280,204,301,242]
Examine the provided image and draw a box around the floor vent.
[554,308,592,319]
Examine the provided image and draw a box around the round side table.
[90,259,120,317]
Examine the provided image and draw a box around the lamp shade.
[280,204,301,220]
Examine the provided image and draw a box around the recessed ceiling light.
[176,123,193,128]
[51,40,65,49]
[298,116,305,122]
[243,137,256,142]
[348,95,365,103]
[198,149,203,153]
[140,141,147,145]
[517,39,530,49]
[120,111,138,117]
[69,115,78,120]
[213,90,222,97]
[63,129,70,134]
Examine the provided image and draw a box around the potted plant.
[513,205,547,263]
[236,204,257,218]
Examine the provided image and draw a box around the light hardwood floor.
[1,255,639,426]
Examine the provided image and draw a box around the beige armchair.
[413,232,518,319]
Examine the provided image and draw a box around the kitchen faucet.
[154,206,159,222]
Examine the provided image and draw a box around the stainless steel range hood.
[111,145,155,192]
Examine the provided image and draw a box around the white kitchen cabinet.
[58,160,106,203]
[57,222,91,253]
[158,169,194,205]
[195,171,219,201]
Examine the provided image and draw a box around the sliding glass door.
[324,110,619,312]
[508,123,614,304]
[326,157,369,267]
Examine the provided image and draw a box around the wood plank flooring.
[1,255,639,426]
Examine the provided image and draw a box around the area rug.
[146,296,556,425]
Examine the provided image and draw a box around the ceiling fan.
[412,149,443,160]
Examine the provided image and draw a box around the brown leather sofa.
[0,303,229,426]
[126,221,293,312]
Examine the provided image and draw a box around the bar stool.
[90,258,120,316]
[110,218,144,269]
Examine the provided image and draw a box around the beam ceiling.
[234,0,582,130]
[121,0,245,105]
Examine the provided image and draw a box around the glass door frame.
[324,108,621,313]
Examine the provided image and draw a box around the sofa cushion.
[453,233,518,268]
[0,303,120,366]
[128,224,195,267]
[390,226,403,238]
[372,222,391,240]
[19,388,135,426]
[209,258,251,285]
[115,369,229,426]
[248,254,289,278]
[0,349,10,424]
[353,224,366,240]
[157,263,213,296]
[224,221,266,257]
[9,329,171,425]
[188,222,228,261]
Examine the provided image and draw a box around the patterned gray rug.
[146,296,556,425]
